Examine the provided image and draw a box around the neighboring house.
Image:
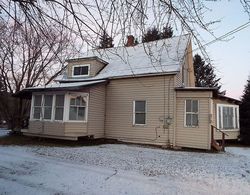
[18,34,240,151]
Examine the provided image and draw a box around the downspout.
[173,77,177,147]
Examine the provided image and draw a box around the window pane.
[44,95,53,106]
[56,95,64,106]
[70,98,75,106]
[44,107,52,119]
[73,66,88,76]
[80,98,86,106]
[55,108,64,120]
[73,67,81,75]
[192,100,198,113]
[186,100,192,112]
[192,114,198,126]
[218,107,222,129]
[135,113,146,124]
[78,107,85,121]
[33,107,41,119]
[186,114,192,126]
[76,97,80,106]
[235,107,238,129]
[80,66,88,75]
[34,95,42,106]
[135,101,146,112]
[69,107,77,120]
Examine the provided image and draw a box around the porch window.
[133,100,146,125]
[33,95,42,119]
[55,95,65,120]
[217,104,239,129]
[72,65,89,77]
[44,95,53,120]
[69,96,86,121]
[185,100,199,127]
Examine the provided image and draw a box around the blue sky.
[200,1,250,100]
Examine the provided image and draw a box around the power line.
[193,21,250,52]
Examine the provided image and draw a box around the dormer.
[66,56,108,79]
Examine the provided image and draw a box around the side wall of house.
[175,91,213,150]
[212,99,240,140]
[105,75,175,145]
[87,84,106,138]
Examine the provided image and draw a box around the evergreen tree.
[161,25,173,39]
[99,31,114,49]
[142,27,161,43]
[240,76,250,144]
[193,54,222,91]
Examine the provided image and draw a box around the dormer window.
[72,64,90,77]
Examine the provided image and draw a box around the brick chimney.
[125,35,135,47]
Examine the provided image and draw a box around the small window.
[69,96,86,121]
[55,95,65,120]
[72,65,89,76]
[185,100,199,127]
[33,95,42,119]
[133,101,146,125]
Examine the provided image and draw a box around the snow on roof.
[58,34,190,82]
[24,80,106,91]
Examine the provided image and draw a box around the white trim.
[71,64,90,77]
[66,92,89,123]
[184,99,199,128]
[216,104,239,130]
[133,100,147,126]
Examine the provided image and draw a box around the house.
[18,34,240,150]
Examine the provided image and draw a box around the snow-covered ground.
[0,129,10,137]
[0,129,250,195]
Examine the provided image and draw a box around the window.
[44,95,53,120]
[185,100,199,127]
[72,65,89,77]
[55,95,65,120]
[69,96,86,121]
[217,104,239,129]
[33,95,42,119]
[133,101,146,125]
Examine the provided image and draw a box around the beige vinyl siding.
[67,59,105,78]
[29,121,65,136]
[64,122,87,136]
[105,75,175,145]
[175,72,183,87]
[212,99,240,140]
[87,85,106,138]
[175,91,213,150]
[182,42,195,87]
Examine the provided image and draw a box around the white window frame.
[65,93,89,123]
[72,64,90,77]
[217,104,239,130]
[30,93,66,122]
[184,99,199,128]
[133,100,147,126]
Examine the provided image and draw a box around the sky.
[199,1,250,100]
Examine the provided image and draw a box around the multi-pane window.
[69,96,86,121]
[55,95,65,121]
[33,95,42,119]
[217,104,239,129]
[133,101,146,125]
[72,65,89,76]
[185,100,199,127]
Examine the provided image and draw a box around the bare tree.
[0,19,79,130]
[1,1,249,52]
